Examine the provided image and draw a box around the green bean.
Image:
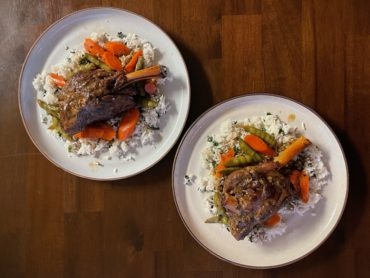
[238,139,263,162]
[76,62,96,72]
[205,192,229,225]
[205,214,228,225]
[46,115,73,141]
[55,125,73,141]
[213,192,226,216]
[139,98,158,109]
[84,53,112,72]
[37,99,59,118]
[224,154,254,167]
[135,56,144,71]
[243,125,276,147]
[48,116,59,130]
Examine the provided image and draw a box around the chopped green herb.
[117,31,125,39]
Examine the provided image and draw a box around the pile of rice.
[33,32,168,161]
[189,112,329,243]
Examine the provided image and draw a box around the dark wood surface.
[1,0,369,277]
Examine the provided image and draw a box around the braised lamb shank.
[221,162,295,240]
[57,65,167,135]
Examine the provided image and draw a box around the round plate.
[19,7,190,180]
[172,94,348,268]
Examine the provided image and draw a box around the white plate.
[172,94,348,268]
[19,7,190,180]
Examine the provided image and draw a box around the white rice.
[195,112,330,243]
[32,32,168,161]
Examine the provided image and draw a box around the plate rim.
[18,7,191,180]
[172,93,349,268]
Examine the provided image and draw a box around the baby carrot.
[49,73,66,87]
[101,51,123,71]
[264,213,282,227]
[244,134,277,157]
[117,108,140,141]
[214,148,235,177]
[104,41,131,56]
[299,171,310,203]
[274,136,311,166]
[124,50,143,73]
[74,123,115,141]
[83,38,105,58]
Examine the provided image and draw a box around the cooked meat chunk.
[58,69,136,135]
[221,162,295,240]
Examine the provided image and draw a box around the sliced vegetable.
[299,171,310,203]
[124,50,143,73]
[49,73,66,87]
[101,50,123,71]
[224,154,254,167]
[214,148,235,177]
[84,53,111,71]
[144,80,157,95]
[104,41,130,56]
[274,136,311,166]
[135,56,145,71]
[117,107,140,141]
[239,138,263,161]
[138,97,158,109]
[242,125,276,147]
[37,99,59,118]
[264,213,282,227]
[74,123,116,141]
[244,134,277,157]
[83,38,105,58]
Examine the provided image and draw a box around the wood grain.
[1,0,370,277]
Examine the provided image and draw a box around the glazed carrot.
[101,51,123,71]
[244,134,277,157]
[49,73,66,87]
[84,38,105,58]
[118,108,140,140]
[299,171,310,203]
[104,41,131,56]
[289,170,301,192]
[74,123,115,141]
[124,50,143,73]
[215,148,235,177]
[264,213,282,227]
[274,136,311,166]
[74,126,104,139]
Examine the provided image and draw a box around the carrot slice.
[118,108,140,141]
[214,148,235,177]
[124,50,143,73]
[274,136,311,166]
[74,126,104,139]
[264,213,282,227]
[49,73,66,87]
[299,171,310,203]
[101,51,123,71]
[244,134,277,157]
[74,123,115,141]
[104,41,131,56]
[84,38,105,58]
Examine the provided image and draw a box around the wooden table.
[1,0,369,277]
